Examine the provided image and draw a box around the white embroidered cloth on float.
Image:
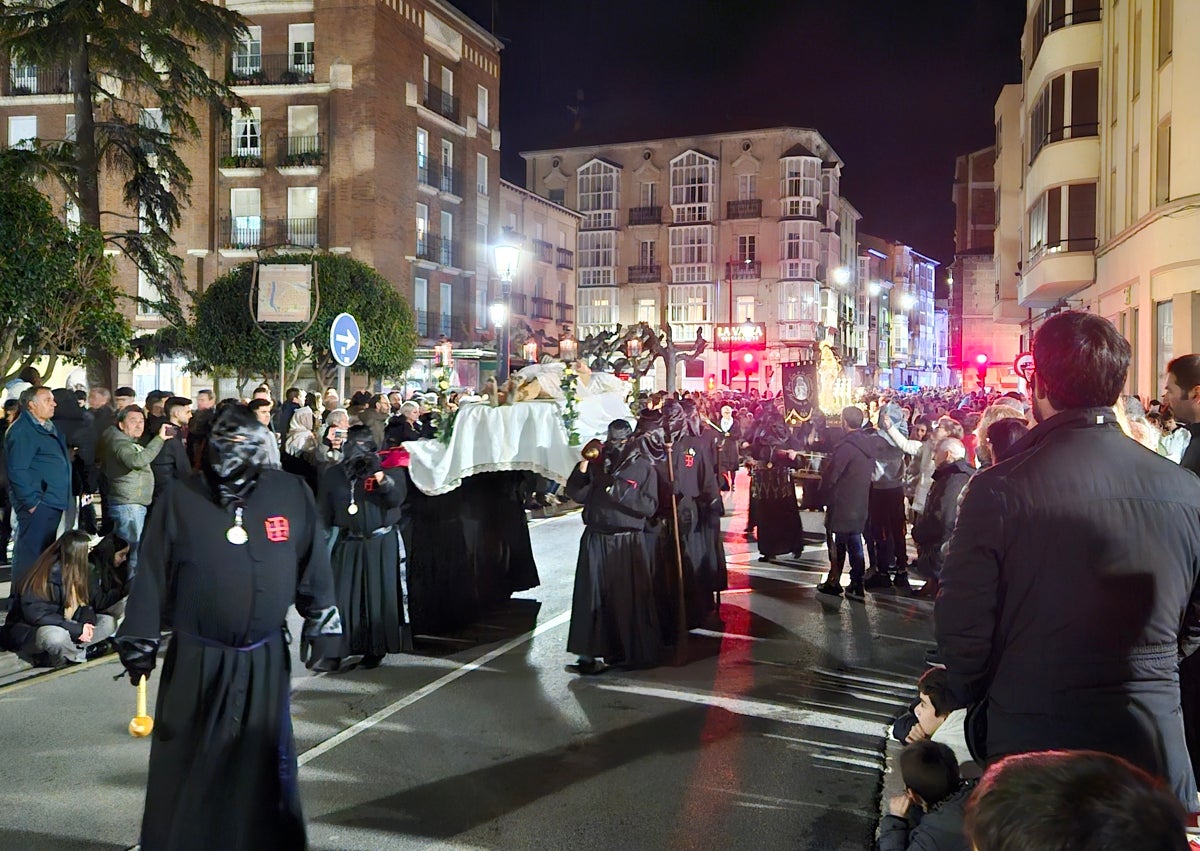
[403,401,579,496]
[511,362,634,440]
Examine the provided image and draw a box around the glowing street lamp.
[899,292,916,311]
[868,281,882,297]
[832,266,850,286]
[493,237,522,381]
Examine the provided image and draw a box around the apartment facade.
[950,145,1022,389]
[1,0,502,393]
[497,180,581,363]
[991,0,1195,397]
[521,127,871,394]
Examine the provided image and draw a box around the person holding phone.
[98,405,171,578]
[151,396,193,499]
[321,408,350,464]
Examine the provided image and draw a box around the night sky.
[453,0,1027,270]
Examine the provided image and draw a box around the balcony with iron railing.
[727,260,761,280]
[556,247,575,270]
[414,309,455,338]
[228,54,316,86]
[726,198,762,219]
[556,302,572,323]
[278,132,325,168]
[533,239,554,264]
[439,163,462,196]
[282,217,319,248]
[415,231,461,268]
[5,63,72,96]
[220,216,265,250]
[421,82,460,124]
[510,293,528,316]
[628,206,662,226]
[628,265,662,283]
[531,297,554,320]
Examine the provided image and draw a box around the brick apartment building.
[0,0,502,394]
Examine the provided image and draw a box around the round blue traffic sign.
[330,312,361,367]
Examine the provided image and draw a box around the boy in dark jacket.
[878,740,973,851]
[911,438,973,598]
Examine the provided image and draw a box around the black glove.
[114,636,159,685]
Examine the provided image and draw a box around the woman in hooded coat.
[317,425,411,668]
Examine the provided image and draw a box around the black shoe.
[912,580,939,599]
[863,571,893,590]
[892,572,912,592]
[573,657,609,676]
[85,639,113,661]
[359,654,385,669]
[815,580,843,596]
[757,554,773,563]
[845,582,866,600]
[745,530,757,542]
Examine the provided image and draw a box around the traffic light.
[974,353,989,367]
[742,352,759,374]
[707,375,716,391]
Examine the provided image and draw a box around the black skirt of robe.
[750,462,803,557]
[329,528,411,657]
[649,505,714,635]
[567,528,665,668]
[143,632,304,851]
[407,472,540,635]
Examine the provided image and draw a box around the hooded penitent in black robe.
[115,406,340,851]
[318,426,412,662]
[566,420,665,668]
[749,408,803,558]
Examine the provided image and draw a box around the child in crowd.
[878,740,974,851]
[894,667,980,777]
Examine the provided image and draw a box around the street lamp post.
[493,238,522,382]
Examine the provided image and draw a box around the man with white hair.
[910,437,972,598]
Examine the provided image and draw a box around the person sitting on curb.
[878,740,974,851]
[6,530,117,667]
[910,438,973,599]
[897,667,980,778]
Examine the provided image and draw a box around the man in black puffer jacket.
[936,311,1200,809]
[910,438,973,599]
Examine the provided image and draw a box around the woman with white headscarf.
[285,407,319,463]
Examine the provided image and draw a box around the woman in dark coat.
[566,419,664,673]
[318,426,411,668]
[748,404,803,560]
[816,407,876,596]
[713,404,741,491]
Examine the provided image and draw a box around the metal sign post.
[330,312,361,403]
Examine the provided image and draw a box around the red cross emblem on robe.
[684,448,696,469]
[264,516,290,542]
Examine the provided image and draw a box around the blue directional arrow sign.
[329,312,361,367]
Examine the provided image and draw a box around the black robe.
[318,464,412,657]
[566,451,665,667]
[116,471,337,851]
[749,428,803,558]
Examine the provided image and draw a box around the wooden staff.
[664,441,689,665]
[129,675,154,738]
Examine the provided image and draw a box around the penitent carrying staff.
[115,404,341,851]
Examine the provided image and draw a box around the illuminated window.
[670,150,715,223]
[669,224,713,282]
[577,160,620,229]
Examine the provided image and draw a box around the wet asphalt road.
[0,476,934,850]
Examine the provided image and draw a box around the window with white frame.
[669,224,713,283]
[287,187,318,247]
[474,275,488,331]
[231,108,261,158]
[477,84,489,127]
[779,220,819,279]
[233,26,262,75]
[65,201,80,231]
[289,23,315,72]
[639,181,657,208]
[578,160,620,229]
[578,230,615,286]
[441,66,453,97]
[638,240,656,266]
[7,115,36,149]
[670,150,715,223]
[667,283,714,325]
[778,281,818,322]
[439,210,453,264]
[577,287,618,329]
[819,287,838,330]
[440,282,453,336]
[416,203,429,253]
[477,153,488,195]
[738,173,757,200]
[735,295,756,323]
[737,234,756,261]
[230,188,261,246]
[414,276,428,334]
[636,298,658,324]
[891,314,910,357]
[137,269,162,317]
[64,114,76,142]
[781,156,820,217]
[417,128,428,175]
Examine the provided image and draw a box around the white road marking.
[811,667,919,691]
[591,680,887,737]
[762,732,884,758]
[690,629,774,643]
[297,610,571,766]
